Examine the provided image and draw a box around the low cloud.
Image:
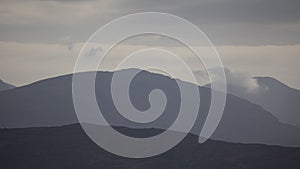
[195,68,265,94]
[224,68,260,93]
[0,40,299,90]
[59,36,75,51]
[87,46,103,57]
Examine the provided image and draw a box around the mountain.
[224,76,300,127]
[1,124,300,169]
[0,69,300,147]
[0,79,15,92]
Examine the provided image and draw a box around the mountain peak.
[254,76,298,91]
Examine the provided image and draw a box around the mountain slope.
[0,79,15,92]
[0,70,300,146]
[225,76,300,127]
[0,124,300,169]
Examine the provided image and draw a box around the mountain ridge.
[0,69,300,147]
[224,75,300,127]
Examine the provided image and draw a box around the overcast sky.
[0,0,300,89]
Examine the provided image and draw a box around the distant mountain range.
[0,79,14,92]
[0,124,300,169]
[225,76,300,127]
[0,69,300,147]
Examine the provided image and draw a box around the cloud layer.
[0,0,300,45]
[0,0,299,89]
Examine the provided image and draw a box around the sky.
[0,0,300,89]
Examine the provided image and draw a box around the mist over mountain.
[250,77,300,127]
[202,68,300,127]
[0,69,299,147]
[0,79,15,92]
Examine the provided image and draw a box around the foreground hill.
[0,124,300,169]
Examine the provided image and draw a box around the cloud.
[59,36,75,51]
[0,0,105,24]
[3,0,300,25]
[224,68,261,93]
[0,0,299,90]
[0,0,300,45]
[87,46,103,57]
[195,68,265,93]
[0,41,82,86]
[174,0,300,24]
[0,40,299,90]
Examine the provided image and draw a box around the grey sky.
[1,0,300,45]
[0,0,299,89]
